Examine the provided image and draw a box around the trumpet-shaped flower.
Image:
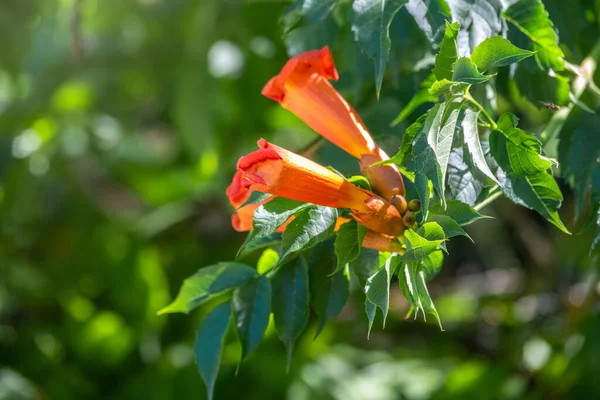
[236,139,404,236]
[262,46,404,199]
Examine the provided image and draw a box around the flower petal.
[262,46,376,159]
[237,139,374,211]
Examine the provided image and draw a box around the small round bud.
[390,195,407,215]
[403,211,415,228]
[408,199,422,212]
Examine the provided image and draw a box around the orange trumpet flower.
[236,139,404,236]
[262,46,405,200]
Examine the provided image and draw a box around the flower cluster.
[226,47,418,252]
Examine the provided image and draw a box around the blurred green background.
[1,0,599,399]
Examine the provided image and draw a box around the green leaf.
[364,299,377,338]
[415,173,432,221]
[471,36,535,72]
[351,248,380,287]
[159,263,257,315]
[433,21,460,81]
[402,222,445,262]
[422,250,444,281]
[334,220,368,273]
[497,112,520,132]
[241,191,270,208]
[398,262,442,328]
[447,146,485,206]
[391,74,438,126]
[490,124,557,177]
[256,248,280,275]
[502,0,565,71]
[281,206,338,259]
[232,276,271,360]
[386,113,428,165]
[428,78,469,97]
[365,254,400,328]
[237,233,281,260]
[351,0,409,96]
[502,172,570,234]
[271,256,310,366]
[413,100,462,204]
[252,197,307,239]
[310,242,350,338]
[405,0,450,43]
[194,301,231,400]
[461,108,500,185]
[452,57,493,84]
[428,215,471,240]
[430,199,489,225]
[445,0,502,54]
[348,175,372,190]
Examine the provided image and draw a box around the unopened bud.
[408,199,422,212]
[403,211,415,228]
[390,195,407,215]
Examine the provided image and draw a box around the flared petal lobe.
[226,171,252,209]
[262,47,376,159]
[237,139,374,211]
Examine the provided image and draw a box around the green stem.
[464,93,498,130]
[474,186,503,212]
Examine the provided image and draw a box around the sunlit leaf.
[490,116,557,177]
[447,146,486,206]
[159,263,257,315]
[471,36,534,71]
[281,205,338,259]
[433,21,460,80]
[452,57,493,84]
[398,262,442,328]
[413,100,462,204]
[428,78,469,97]
[365,254,401,328]
[502,0,565,71]
[445,0,503,54]
[405,0,450,43]
[461,108,500,185]
[402,222,445,262]
[415,173,432,221]
[252,197,307,239]
[364,298,377,338]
